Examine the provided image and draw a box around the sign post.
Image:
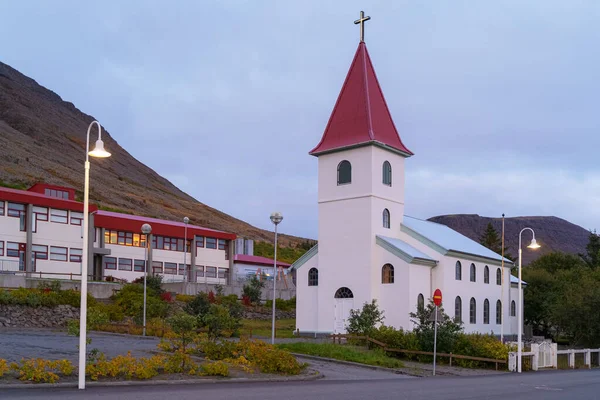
[432,289,442,376]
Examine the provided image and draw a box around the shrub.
[452,333,513,368]
[0,359,8,377]
[167,313,198,354]
[242,339,304,375]
[201,361,229,377]
[409,299,462,354]
[199,340,239,360]
[264,297,296,312]
[370,325,421,355]
[184,292,211,317]
[10,358,74,383]
[242,276,264,304]
[86,351,164,381]
[176,294,195,303]
[131,275,164,296]
[347,299,385,336]
[203,304,240,339]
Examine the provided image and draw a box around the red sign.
[433,289,442,306]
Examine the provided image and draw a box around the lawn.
[240,318,296,339]
[276,342,404,369]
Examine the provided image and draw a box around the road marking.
[534,385,563,391]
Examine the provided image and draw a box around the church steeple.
[309,15,413,158]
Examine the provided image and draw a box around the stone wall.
[162,282,296,301]
[0,304,79,328]
[243,307,296,320]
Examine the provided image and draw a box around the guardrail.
[328,333,507,370]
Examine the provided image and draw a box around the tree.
[184,292,211,318]
[347,299,385,336]
[409,299,462,353]
[580,230,600,269]
[202,304,240,339]
[479,222,513,260]
[242,275,264,304]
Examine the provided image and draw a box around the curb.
[0,370,324,390]
[290,353,422,377]
[88,331,160,341]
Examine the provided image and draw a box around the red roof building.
[233,254,291,269]
[309,42,413,157]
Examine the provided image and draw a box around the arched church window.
[484,265,489,284]
[510,300,516,317]
[417,294,424,311]
[382,264,394,284]
[455,296,462,323]
[337,160,352,185]
[470,263,476,282]
[308,268,318,286]
[455,261,462,280]
[496,268,502,285]
[483,299,490,324]
[383,209,390,229]
[496,300,502,324]
[470,297,476,324]
[334,287,354,298]
[382,161,392,186]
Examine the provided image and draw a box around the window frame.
[382,263,394,284]
[337,160,352,185]
[134,259,145,272]
[470,263,476,282]
[496,268,502,285]
[70,212,83,226]
[455,261,462,280]
[511,300,516,317]
[164,262,177,274]
[7,202,25,218]
[32,244,48,260]
[205,266,217,278]
[308,268,318,286]
[0,201,4,216]
[7,242,20,258]
[152,261,163,274]
[417,294,424,311]
[383,208,390,229]
[0,241,3,257]
[205,237,217,249]
[496,300,502,324]
[455,296,462,323]
[469,297,476,324]
[70,248,83,263]
[382,161,392,186]
[50,209,68,224]
[484,265,489,284]
[118,258,133,271]
[483,299,490,324]
[50,246,68,262]
[104,256,117,270]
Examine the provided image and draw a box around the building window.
[118,258,133,271]
[334,287,354,298]
[218,268,227,279]
[70,212,83,226]
[134,260,145,272]
[496,268,502,285]
[70,248,82,263]
[337,160,351,185]
[33,206,48,221]
[470,263,476,282]
[455,261,462,280]
[196,236,205,248]
[152,261,163,274]
[178,264,190,276]
[469,298,476,324]
[0,241,3,257]
[206,266,217,278]
[382,161,392,186]
[50,209,68,224]
[104,257,117,270]
[50,246,68,261]
[0,201,4,216]
[496,300,502,324]
[164,262,177,274]
[417,294,424,311]
[105,230,147,248]
[511,300,516,317]
[483,299,490,324]
[7,242,20,257]
[7,202,25,218]
[383,209,390,229]
[196,265,205,278]
[206,237,217,249]
[308,268,318,286]
[45,188,69,199]
[32,245,48,260]
[455,296,462,323]
[382,263,394,284]
[484,265,489,284]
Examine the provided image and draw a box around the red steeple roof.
[309,42,413,157]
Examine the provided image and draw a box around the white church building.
[291,34,524,338]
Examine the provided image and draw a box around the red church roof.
[309,42,413,157]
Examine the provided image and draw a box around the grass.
[276,343,404,369]
[240,318,296,339]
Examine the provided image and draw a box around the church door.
[333,287,354,334]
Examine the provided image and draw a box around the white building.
[291,37,524,337]
[0,183,235,285]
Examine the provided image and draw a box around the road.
[2,369,600,400]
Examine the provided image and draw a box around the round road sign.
[433,289,442,306]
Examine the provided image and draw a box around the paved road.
[3,369,600,399]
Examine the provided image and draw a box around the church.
[291,14,523,338]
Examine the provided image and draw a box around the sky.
[1,1,599,239]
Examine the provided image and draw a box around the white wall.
[294,252,319,333]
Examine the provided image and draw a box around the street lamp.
[517,227,540,373]
[141,223,152,337]
[269,212,283,345]
[183,217,189,282]
[78,120,111,390]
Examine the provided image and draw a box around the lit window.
[337,160,351,185]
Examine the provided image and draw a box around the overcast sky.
[1,1,599,239]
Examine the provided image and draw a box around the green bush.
[242,276,264,304]
[184,292,211,317]
[264,297,296,311]
[409,299,462,354]
[347,299,385,336]
[452,333,513,367]
[0,287,95,308]
[202,304,240,339]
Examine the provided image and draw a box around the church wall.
[369,146,405,225]
[294,252,319,333]
[317,147,374,202]
[374,247,411,330]
[407,263,432,330]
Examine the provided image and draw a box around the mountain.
[428,214,591,265]
[0,61,311,248]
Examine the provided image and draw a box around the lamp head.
[270,211,283,225]
[528,238,541,249]
[141,223,152,234]
[183,217,190,224]
[88,139,111,158]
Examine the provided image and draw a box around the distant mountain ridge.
[427,214,590,265]
[0,61,309,247]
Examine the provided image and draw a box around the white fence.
[509,342,600,371]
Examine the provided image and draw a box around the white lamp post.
[517,227,540,373]
[183,217,189,282]
[269,212,283,345]
[141,223,152,336]
[78,120,111,390]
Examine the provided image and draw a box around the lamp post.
[141,223,152,337]
[269,212,283,345]
[78,120,111,390]
[183,217,189,282]
[517,227,540,373]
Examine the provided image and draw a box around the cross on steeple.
[354,11,371,42]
